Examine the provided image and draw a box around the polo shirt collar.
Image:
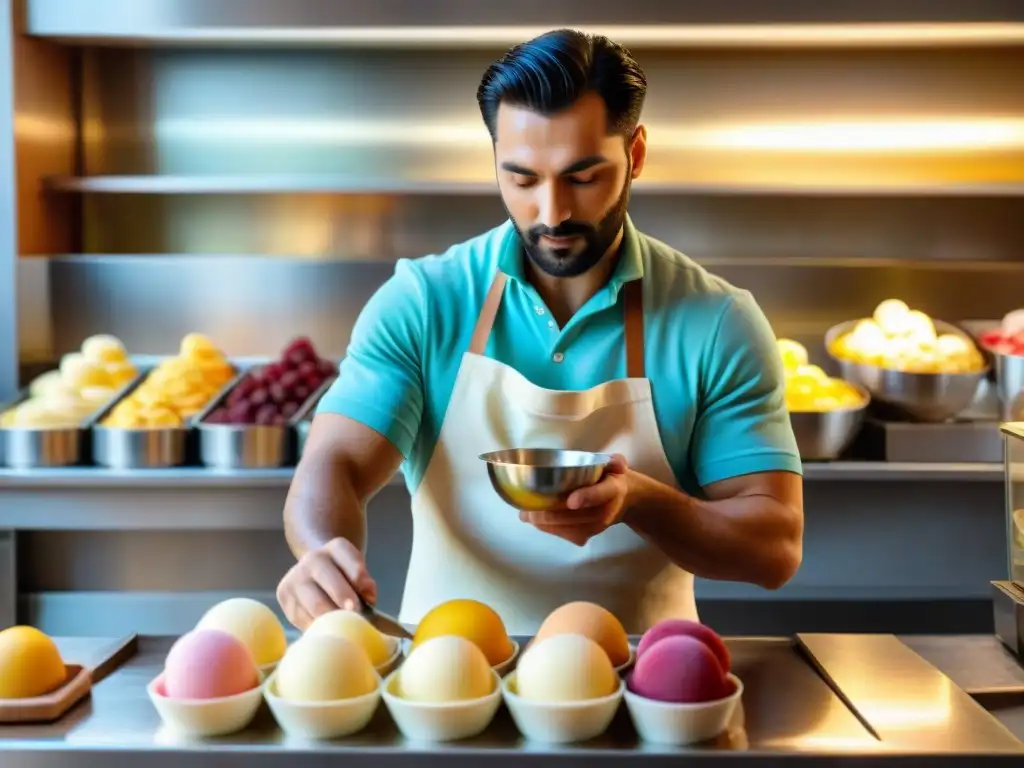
[497,215,645,290]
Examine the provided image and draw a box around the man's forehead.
[493,96,628,170]
[494,94,610,148]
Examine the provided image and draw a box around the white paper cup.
[501,672,624,744]
[262,671,381,740]
[624,673,744,746]
[381,667,502,742]
[147,673,263,738]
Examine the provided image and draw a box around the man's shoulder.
[398,221,509,296]
[636,230,749,312]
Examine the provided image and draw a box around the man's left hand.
[519,454,632,547]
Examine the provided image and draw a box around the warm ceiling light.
[155,116,1024,154]
[67,23,1024,48]
[687,119,1024,153]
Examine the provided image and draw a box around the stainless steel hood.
[21,0,1024,48]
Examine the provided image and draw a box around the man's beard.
[507,178,632,279]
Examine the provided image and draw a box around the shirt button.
[547,320,555,329]
[552,352,564,363]
[535,306,545,315]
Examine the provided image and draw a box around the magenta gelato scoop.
[164,628,260,700]
[628,634,730,704]
[636,619,730,673]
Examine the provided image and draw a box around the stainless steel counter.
[2,634,1023,767]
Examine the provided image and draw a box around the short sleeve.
[690,292,802,487]
[316,260,425,458]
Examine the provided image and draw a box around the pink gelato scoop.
[164,629,260,700]
[628,635,731,704]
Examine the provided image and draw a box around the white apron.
[398,271,697,634]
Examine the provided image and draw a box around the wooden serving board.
[0,633,138,724]
[0,664,91,723]
[54,634,139,685]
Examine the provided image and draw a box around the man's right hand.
[276,538,378,631]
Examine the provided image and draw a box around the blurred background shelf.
[22,0,1024,48]
[0,466,301,490]
[43,175,1024,197]
[17,254,1024,369]
[6,0,1024,636]
[46,175,501,196]
[0,461,1004,492]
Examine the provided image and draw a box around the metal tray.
[195,368,333,470]
[0,376,140,470]
[0,393,84,469]
[853,417,1003,463]
[88,367,197,469]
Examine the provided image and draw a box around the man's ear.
[629,125,648,179]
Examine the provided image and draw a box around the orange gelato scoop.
[0,626,67,699]
[412,599,514,667]
[534,601,631,667]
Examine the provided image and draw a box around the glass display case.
[995,423,1024,658]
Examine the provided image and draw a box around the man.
[277,29,803,634]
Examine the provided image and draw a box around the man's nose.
[537,182,572,229]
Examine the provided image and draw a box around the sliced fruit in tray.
[205,337,337,427]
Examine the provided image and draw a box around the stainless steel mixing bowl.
[825,319,988,423]
[789,384,870,461]
[479,448,611,511]
[992,350,1024,421]
[959,320,1024,422]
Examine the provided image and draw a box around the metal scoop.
[357,594,413,640]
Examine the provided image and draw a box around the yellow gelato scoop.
[516,634,617,702]
[306,610,391,667]
[776,339,808,372]
[275,634,377,702]
[180,333,222,360]
[197,597,288,668]
[81,334,127,364]
[398,636,493,703]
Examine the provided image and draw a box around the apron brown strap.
[469,271,509,355]
[470,271,645,378]
[623,279,645,379]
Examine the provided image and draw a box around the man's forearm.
[284,451,367,559]
[623,471,803,590]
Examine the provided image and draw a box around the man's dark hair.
[476,29,647,140]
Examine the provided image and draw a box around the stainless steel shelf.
[801,461,1004,481]
[0,461,1003,490]
[0,467,300,489]
[0,462,1002,532]
[43,175,1024,197]
[23,0,1024,48]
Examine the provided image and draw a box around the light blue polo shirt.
[318,216,802,495]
